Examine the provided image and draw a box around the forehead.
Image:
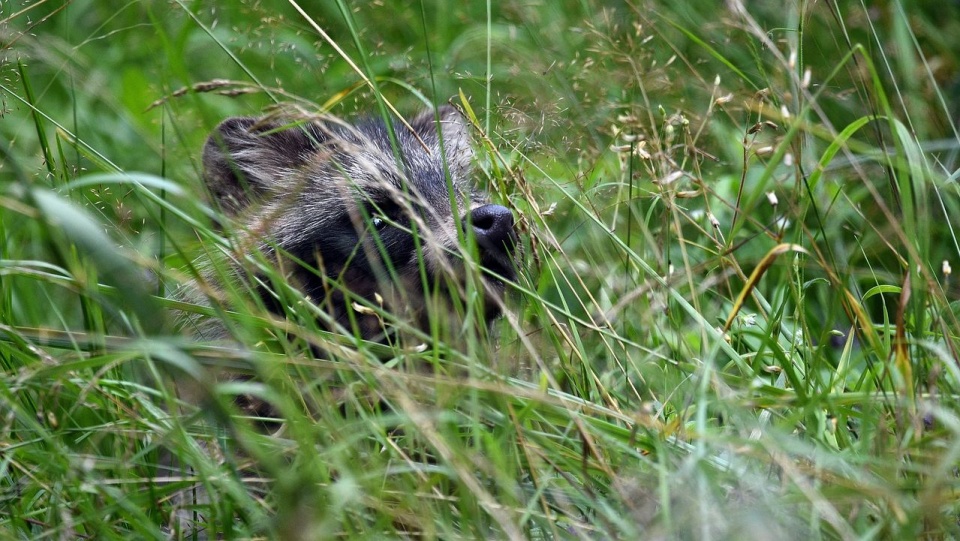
[318,121,468,209]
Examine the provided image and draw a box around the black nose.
[466,204,516,257]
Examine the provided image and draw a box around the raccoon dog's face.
[201,105,517,340]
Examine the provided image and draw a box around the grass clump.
[3,0,960,538]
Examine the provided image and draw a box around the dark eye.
[366,201,400,231]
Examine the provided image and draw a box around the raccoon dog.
[197,104,518,343]
[168,105,517,536]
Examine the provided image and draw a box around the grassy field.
[4,0,960,538]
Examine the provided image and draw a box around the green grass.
[4,0,960,538]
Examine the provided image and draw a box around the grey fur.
[193,104,517,340]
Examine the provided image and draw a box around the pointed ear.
[201,117,318,215]
[408,105,474,178]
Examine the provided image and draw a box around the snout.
[464,204,518,282]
